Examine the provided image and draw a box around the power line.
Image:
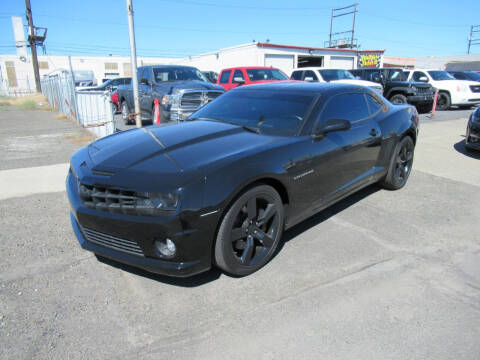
[155,0,331,11]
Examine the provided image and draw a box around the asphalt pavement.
[1,106,479,360]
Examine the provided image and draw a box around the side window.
[365,93,384,115]
[233,69,245,81]
[453,73,466,80]
[219,70,231,84]
[318,93,370,128]
[365,71,380,82]
[144,68,153,83]
[291,71,303,80]
[303,70,318,81]
[137,67,144,80]
[413,71,428,82]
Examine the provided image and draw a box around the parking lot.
[1,107,480,359]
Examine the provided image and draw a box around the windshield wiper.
[241,125,260,134]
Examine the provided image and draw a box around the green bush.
[18,100,37,110]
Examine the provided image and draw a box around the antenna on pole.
[326,3,358,49]
[467,25,480,54]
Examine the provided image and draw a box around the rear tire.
[380,136,415,190]
[389,93,408,104]
[214,185,284,276]
[436,92,451,110]
[121,101,131,125]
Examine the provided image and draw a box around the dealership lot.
[1,108,479,359]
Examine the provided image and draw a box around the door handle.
[369,129,378,137]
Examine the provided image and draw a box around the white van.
[290,68,383,94]
[404,69,480,110]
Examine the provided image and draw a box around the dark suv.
[351,68,434,112]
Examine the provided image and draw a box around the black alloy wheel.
[436,92,451,111]
[380,136,414,190]
[214,185,284,276]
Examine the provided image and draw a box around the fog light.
[155,238,176,258]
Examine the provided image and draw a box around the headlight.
[161,94,180,106]
[136,192,179,215]
[472,113,480,124]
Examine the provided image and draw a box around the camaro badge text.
[293,169,314,180]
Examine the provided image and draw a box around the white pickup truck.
[404,69,480,110]
[290,68,383,95]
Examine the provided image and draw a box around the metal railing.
[41,72,115,138]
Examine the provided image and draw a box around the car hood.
[156,81,224,93]
[87,121,278,184]
[429,79,480,90]
[331,79,381,87]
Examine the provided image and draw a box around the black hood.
[155,81,223,94]
[86,121,279,187]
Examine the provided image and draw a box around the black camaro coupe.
[67,82,418,277]
[466,106,480,151]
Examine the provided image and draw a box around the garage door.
[330,56,354,69]
[264,54,294,75]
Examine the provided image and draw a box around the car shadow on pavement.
[96,184,381,287]
[454,139,480,160]
[95,255,222,287]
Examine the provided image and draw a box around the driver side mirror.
[233,77,245,84]
[140,78,149,85]
[418,76,428,82]
[304,76,315,82]
[372,75,381,83]
[314,119,351,138]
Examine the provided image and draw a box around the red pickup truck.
[217,66,290,91]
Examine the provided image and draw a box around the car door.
[139,68,153,116]
[306,92,382,206]
[231,69,246,89]
[218,70,232,91]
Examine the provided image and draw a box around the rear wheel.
[380,136,414,190]
[214,185,284,276]
[389,93,408,104]
[436,92,451,110]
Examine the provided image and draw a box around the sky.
[0,0,479,59]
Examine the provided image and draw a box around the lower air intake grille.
[81,226,144,256]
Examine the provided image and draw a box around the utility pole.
[25,0,41,92]
[126,0,142,128]
[327,3,358,49]
[467,25,480,54]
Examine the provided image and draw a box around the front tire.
[436,92,451,110]
[389,93,408,104]
[380,136,415,190]
[121,101,131,125]
[214,185,284,276]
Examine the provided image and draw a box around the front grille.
[470,85,480,93]
[180,90,223,111]
[416,86,432,94]
[80,226,144,256]
[79,183,139,215]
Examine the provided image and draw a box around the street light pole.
[25,0,41,92]
[126,0,141,128]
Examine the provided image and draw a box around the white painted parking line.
[0,163,69,200]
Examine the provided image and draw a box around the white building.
[0,42,384,94]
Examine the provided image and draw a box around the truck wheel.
[389,94,408,104]
[121,101,131,125]
[437,92,451,110]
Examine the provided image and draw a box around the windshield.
[189,89,315,136]
[246,69,289,81]
[318,69,355,81]
[153,67,208,82]
[428,71,455,81]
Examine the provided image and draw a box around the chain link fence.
[41,72,115,138]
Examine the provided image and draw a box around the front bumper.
[66,168,216,277]
[407,94,434,104]
[466,120,480,150]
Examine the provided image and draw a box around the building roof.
[256,42,385,54]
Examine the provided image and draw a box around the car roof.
[291,67,353,72]
[221,66,281,71]
[231,81,372,94]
